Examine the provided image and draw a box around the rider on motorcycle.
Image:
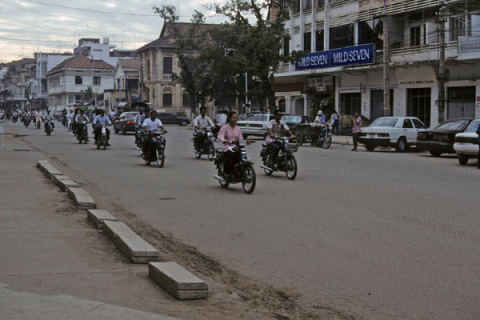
[66,109,74,131]
[193,107,216,152]
[93,109,112,146]
[266,109,295,168]
[43,110,55,131]
[217,111,243,179]
[75,109,90,139]
[142,111,167,154]
[311,110,326,145]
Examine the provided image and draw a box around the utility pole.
[383,0,390,116]
[437,1,446,123]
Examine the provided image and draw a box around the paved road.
[11,121,480,320]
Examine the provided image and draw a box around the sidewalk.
[332,134,353,146]
[0,132,178,320]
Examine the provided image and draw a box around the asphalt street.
[9,121,480,320]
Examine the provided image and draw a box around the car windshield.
[434,120,469,131]
[125,113,138,120]
[282,115,302,123]
[465,120,480,133]
[370,118,398,127]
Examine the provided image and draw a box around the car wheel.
[297,134,304,146]
[365,144,375,152]
[263,132,268,140]
[180,120,187,126]
[395,138,406,152]
[429,151,442,157]
[114,126,119,134]
[243,134,248,140]
[122,126,127,135]
[458,156,468,165]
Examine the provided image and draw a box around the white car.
[237,114,273,139]
[359,116,427,152]
[453,119,480,165]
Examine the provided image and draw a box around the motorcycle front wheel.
[156,148,164,168]
[323,135,332,149]
[263,159,273,176]
[207,142,215,161]
[217,163,229,188]
[242,165,256,194]
[285,156,298,180]
[102,135,107,150]
[315,137,324,148]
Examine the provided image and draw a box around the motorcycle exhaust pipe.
[260,164,272,170]
[213,175,227,182]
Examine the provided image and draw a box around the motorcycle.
[36,117,42,129]
[95,125,109,150]
[260,136,298,180]
[314,123,333,149]
[23,116,31,127]
[214,139,256,194]
[45,120,53,136]
[141,130,166,167]
[134,126,145,154]
[12,115,18,123]
[76,121,89,144]
[193,126,216,161]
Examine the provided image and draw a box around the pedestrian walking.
[352,111,362,151]
[331,110,339,135]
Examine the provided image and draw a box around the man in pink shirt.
[352,111,362,151]
[217,112,243,176]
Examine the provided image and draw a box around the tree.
[83,86,94,104]
[210,0,302,111]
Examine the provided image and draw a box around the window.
[75,95,82,102]
[450,16,468,41]
[412,119,426,129]
[317,0,325,7]
[75,76,82,85]
[163,92,172,107]
[163,57,173,74]
[93,76,101,85]
[303,32,311,53]
[330,25,353,49]
[410,25,425,46]
[340,93,361,115]
[315,30,324,52]
[402,119,413,129]
[304,0,312,10]
[183,93,191,107]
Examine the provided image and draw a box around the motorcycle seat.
[262,143,268,147]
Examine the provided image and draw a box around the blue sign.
[295,44,376,71]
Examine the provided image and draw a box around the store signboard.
[296,44,375,71]
[307,76,334,92]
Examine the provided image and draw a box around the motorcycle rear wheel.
[207,142,215,161]
[285,156,298,180]
[263,159,273,176]
[242,165,256,194]
[156,148,164,168]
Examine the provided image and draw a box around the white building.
[274,0,480,128]
[74,38,136,68]
[46,54,114,111]
[29,52,74,110]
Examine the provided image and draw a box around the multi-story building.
[274,0,480,127]
[136,22,216,117]
[0,58,35,111]
[74,38,136,68]
[46,54,114,111]
[104,58,140,113]
[29,52,74,110]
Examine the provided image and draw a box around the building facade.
[274,0,480,128]
[0,58,35,111]
[46,55,114,112]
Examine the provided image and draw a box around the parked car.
[237,114,274,139]
[114,112,139,135]
[282,115,314,135]
[359,116,427,152]
[453,119,480,165]
[416,118,474,157]
[157,112,190,126]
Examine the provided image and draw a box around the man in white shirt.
[93,109,112,145]
[142,111,167,154]
[267,109,295,167]
[193,107,216,152]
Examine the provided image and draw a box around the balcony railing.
[458,36,480,55]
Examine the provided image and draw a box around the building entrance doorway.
[407,88,431,127]
[447,86,475,119]
[371,90,393,120]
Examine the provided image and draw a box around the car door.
[402,118,417,142]
[160,113,172,124]
[118,114,126,130]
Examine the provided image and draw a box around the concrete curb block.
[67,187,96,210]
[148,262,208,300]
[87,209,117,229]
[54,177,80,192]
[42,164,62,179]
[103,220,160,263]
[36,160,50,170]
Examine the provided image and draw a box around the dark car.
[416,118,474,157]
[114,111,139,135]
[157,112,190,126]
[282,114,314,135]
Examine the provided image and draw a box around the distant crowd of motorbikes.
[2,107,341,194]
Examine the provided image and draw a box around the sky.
[0,0,228,63]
